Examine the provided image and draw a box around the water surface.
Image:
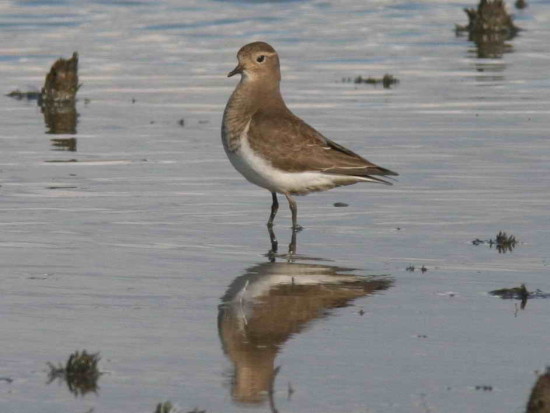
[1,1,549,412]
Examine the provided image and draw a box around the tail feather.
[321,165,399,182]
[372,166,399,176]
[361,174,394,186]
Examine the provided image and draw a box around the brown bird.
[222,41,397,234]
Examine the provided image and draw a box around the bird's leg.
[267,192,279,228]
[288,228,297,257]
[267,192,279,255]
[268,193,279,228]
[267,224,278,258]
[284,193,303,233]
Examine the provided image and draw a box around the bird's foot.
[288,228,298,259]
[267,248,277,262]
[287,245,296,259]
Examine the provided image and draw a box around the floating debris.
[7,53,80,135]
[406,265,428,273]
[472,231,518,253]
[515,0,527,9]
[42,52,80,103]
[526,367,550,413]
[333,202,348,207]
[47,350,101,396]
[6,89,41,100]
[342,74,399,88]
[488,284,550,310]
[436,291,457,298]
[154,404,206,413]
[456,0,519,58]
[494,231,517,253]
[154,402,176,413]
[475,385,493,391]
[45,159,78,163]
[490,284,529,300]
[456,0,519,35]
[287,382,295,400]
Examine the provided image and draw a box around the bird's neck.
[227,77,285,117]
[222,77,288,152]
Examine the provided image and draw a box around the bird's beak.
[227,63,243,78]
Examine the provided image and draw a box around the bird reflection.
[267,222,300,260]
[218,260,393,406]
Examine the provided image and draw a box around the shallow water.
[1,1,549,412]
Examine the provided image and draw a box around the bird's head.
[228,41,281,83]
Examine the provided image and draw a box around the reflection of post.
[50,137,77,151]
[526,368,550,413]
[43,104,78,136]
[470,32,513,58]
[218,262,392,406]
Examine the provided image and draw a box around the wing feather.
[247,110,398,180]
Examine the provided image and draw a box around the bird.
[222,41,398,236]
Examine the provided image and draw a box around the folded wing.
[247,110,398,184]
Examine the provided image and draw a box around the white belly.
[225,137,364,195]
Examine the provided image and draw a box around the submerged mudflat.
[0,1,549,412]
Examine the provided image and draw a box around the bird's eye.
[256,55,266,63]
